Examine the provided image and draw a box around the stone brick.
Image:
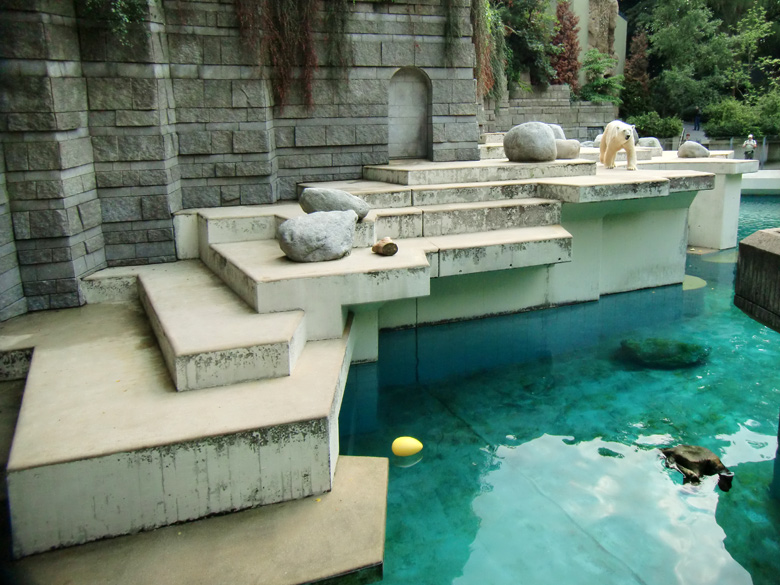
[28,142,61,171]
[182,185,220,208]
[12,212,30,239]
[295,126,327,147]
[147,228,173,242]
[139,170,169,186]
[7,113,58,132]
[116,135,165,161]
[96,171,123,188]
[355,125,388,145]
[136,241,176,259]
[101,197,142,222]
[51,78,87,113]
[116,110,158,126]
[105,244,136,261]
[78,199,102,230]
[168,34,203,64]
[274,127,294,148]
[240,183,273,205]
[176,107,209,123]
[5,144,29,171]
[29,209,70,238]
[0,76,52,113]
[381,41,414,66]
[232,80,269,108]
[141,195,171,220]
[445,121,479,142]
[133,79,159,110]
[352,42,382,67]
[215,163,235,177]
[208,107,247,123]
[235,161,272,177]
[34,180,63,200]
[219,37,250,66]
[233,130,270,153]
[340,80,386,105]
[59,137,93,169]
[220,185,240,204]
[0,20,46,60]
[87,78,133,110]
[204,80,232,107]
[211,131,233,153]
[327,125,356,146]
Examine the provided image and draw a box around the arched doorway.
[388,67,432,160]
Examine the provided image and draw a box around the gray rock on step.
[300,187,370,220]
[277,210,358,262]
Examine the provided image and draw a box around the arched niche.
[388,67,432,160]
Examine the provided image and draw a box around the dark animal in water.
[661,445,734,492]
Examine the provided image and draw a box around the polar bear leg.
[604,144,620,169]
[625,143,637,171]
[599,138,608,164]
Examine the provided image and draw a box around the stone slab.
[0,302,353,556]
[137,261,307,391]
[363,158,596,186]
[419,198,560,236]
[11,456,387,585]
[579,146,654,162]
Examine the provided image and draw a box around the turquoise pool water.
[340,196,780,585]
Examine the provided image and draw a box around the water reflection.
[456,435,752,585]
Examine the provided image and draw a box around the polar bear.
[599,120,637,170]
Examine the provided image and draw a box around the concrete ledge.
[1,303,354,556]
[137,261,307,391]
[741,170,780,195]
[12,456,388,585]
[579,146,655,162]
[363,158,596,185]
[536,173,669,203]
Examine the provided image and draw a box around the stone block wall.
[479,84,617,140]
[0,143,27,320]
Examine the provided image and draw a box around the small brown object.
[372,237,398,256]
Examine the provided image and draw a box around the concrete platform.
[363,158,596,185]
[9,456,388,585]
[137,261,307,391]
[0,302,354,556]
[741,169,780,195]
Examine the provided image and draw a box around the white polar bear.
[599,120,637,170]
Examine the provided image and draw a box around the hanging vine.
[323,0,352,71]
[235,0,319,110]
[471,0,507,102]
[443,0,461,67]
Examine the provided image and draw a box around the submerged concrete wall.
[734,228,780,333]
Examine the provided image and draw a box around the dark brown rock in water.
[372,237,398,256]
[661,445,734,491]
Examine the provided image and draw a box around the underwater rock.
[617,338,710,369]
[661,445,734,491]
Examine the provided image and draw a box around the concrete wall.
[0,0,478,318]
[479,84,617,140]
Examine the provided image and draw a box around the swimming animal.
[660,445,734,491]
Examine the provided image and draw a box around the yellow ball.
[392,436,423,457]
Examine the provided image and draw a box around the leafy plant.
[497,0,557,87]
[550,0,580,93]
[620,31,651,118]
[472,0,508,101]
[627,111,682,138]
[578,48,623,105]
[81,0,149,43]
[703,98,761,138]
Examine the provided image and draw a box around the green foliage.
[497,0,557,87]
[726,5,774,98]
[472,0,507,101]
[620,31,651,118]
[703,98,761,138]
[81,0,149,43]
[650,65,726,118]
[550,0,580,93]
[757,89,780,135]
[578,49,623,106]
[626,111,683,138]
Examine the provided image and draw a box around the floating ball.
[392,436,423,457]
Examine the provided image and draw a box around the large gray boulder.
[593,133,604,147]
[637,137,662,149]
[547,123,566,140]
[678,141,710,158]
[555,139,581,160]
[503,122,557,162]
[277,210,358,262]
[300,187,370,220]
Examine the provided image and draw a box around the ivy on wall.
[471,0,507,101]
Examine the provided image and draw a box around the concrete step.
[418,198,560,237]
[479,143,506,159]
[299,177,540,207]
[202,239,431,340]
[425,225,572,277]
[479,132,505,144]
[578,146,655,162]
[136,261,306,391]
[1,302,355,557]
[362,158,595,186]
[12,456,388,585]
